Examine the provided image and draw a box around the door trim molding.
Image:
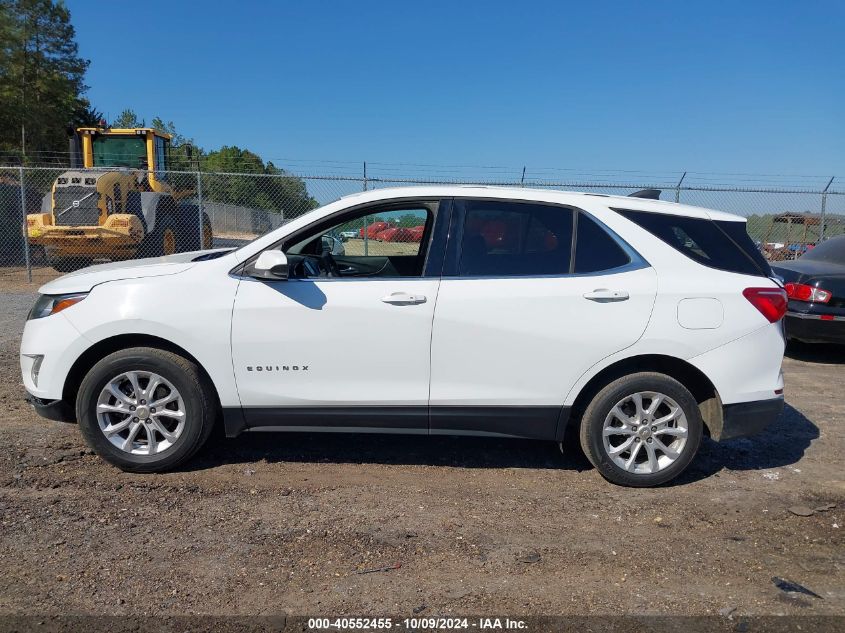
[222,405,571,441]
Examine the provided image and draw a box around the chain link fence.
[0,165,842,289]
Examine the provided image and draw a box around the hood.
[38,248,230,295]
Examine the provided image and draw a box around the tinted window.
[92,136,146,168]
[459,201,573,276]
[154,136,168,181]
[713,219,773,274]
[615,208,771,277]
[574,213,631,273]
[801,235,845,265]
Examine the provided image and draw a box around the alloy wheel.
[95,370,186,455]
[601,391,689,475]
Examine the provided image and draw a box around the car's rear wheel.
[579,372,703,487]
[76,347,216,473]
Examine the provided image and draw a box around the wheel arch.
[562,354,723,441]
[62,333,222,419]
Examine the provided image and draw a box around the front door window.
[285,206,433,278]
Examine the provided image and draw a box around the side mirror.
[184,143,193,159]
[251,250,289,280]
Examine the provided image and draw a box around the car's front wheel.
[76,347,216,472]
[579,372,703,487]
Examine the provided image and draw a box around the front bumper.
[785,311,845,344]
[26,213,144,257]
[25,393,75,423]
[720,397,784,441]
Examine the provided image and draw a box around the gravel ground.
[0,290,842,619]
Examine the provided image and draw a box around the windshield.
[92,136,147,168]
[802,236,845,264]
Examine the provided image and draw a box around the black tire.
[76,347,217,473]
[201,212,214,250]
[578,372,703,487]
[176,206,213,251]
[48,255,92,272]
[139,214,177,258]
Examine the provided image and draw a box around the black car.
[772,235,845,344]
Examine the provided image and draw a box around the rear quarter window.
[573,213,631,273]
[614,208,772,277]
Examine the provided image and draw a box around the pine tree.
[0,0,89,163]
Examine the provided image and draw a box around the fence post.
[195,171,204,248]
[363,162,369,255]
[820,176,834,242]
[18,166,32,283]
[520,166,526,187]
[675,171,687,203]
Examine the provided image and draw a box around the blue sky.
[67,0,844,184]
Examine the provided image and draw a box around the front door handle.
[381,292,427,305]
[583,288,630,302]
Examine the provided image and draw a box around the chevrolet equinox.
[21,187,787,486]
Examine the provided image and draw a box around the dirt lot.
[0,290,842,620]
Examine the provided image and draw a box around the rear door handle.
[381,292,427,305]
[583,288,630,302]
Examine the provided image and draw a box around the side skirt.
[222,405,571,441]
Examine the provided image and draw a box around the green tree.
[72,99,102,127]
[150,116,197,173]
[111,108,144,128]
[201,146,317,217]
[151,116,191,146]
[0,0,89,164]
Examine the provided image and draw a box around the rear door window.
[615,208,771,277]
[458,200,573,276]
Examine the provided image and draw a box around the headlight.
[28,293,88,320]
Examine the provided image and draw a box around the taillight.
[784,282,832,304]
[743,287,788,323]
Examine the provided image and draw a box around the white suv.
[21,187,787,486]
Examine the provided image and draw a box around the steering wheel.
[299,253,340,278]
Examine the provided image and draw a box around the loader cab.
[75,127,172,192]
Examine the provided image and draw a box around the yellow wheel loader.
[27,127,213,272]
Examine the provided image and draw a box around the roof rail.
[628,189,662,200]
